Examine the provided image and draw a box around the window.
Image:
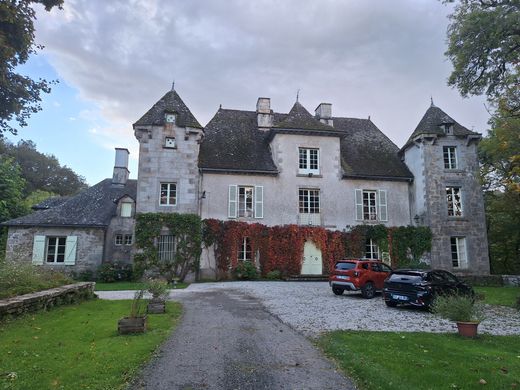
[451,237,467,268]
[299,189,320,214]
[446,187,463,216]
[228,185,263,219]
[355,189,387,221]
[165,113,176,123]
[121,203,132,217]
[160,183,177,206]
[365,239,379,259]
[115,234,123,246]
[46,237,66,263]
[298,148,319,175]
[164,137,176,148]
[158,235,175,262]
[124,234,133,245]
[238,186,254,217]
[443,146,457,169]
[238,237,252,261]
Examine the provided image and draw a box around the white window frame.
[158,235,175,262]
[446,186,463,216]
[443,146,458,169]
[120,202,132,217]
[238,237,252,262]
[228,185,263,219]
[160,182,177,206]
[124,234,133,246]
[365,239,380,259]
[355,189,388,222]
[115,234,123,246]
[299,188,320,214]
[46,236,67,263]
[451,237,467,268]
[298,147,320,175]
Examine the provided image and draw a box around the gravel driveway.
[98,281,520,337]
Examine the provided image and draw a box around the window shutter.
[32,235,46,265]
[379,190,388,222]
[64,236,77,265]
[355,189,363,220]
[254,186,263,218]
[228,185,237,218]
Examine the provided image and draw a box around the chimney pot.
[315,103,333,126]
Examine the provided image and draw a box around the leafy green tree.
[0,0,64,135]
[444,0,520,113]
[23,189,56,209]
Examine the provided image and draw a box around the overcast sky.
[8,0,490,185]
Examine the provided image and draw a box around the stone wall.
[0,282,96,318]
[105,196,136,264]
[5,226,105,273]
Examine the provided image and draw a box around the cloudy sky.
[7,0,490,185]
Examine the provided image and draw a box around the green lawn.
[94,281,189,291]
[318,331,520,390]
[475,286,520,307]
[0,299,182,390]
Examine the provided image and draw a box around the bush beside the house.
[0,263,72,299]
[265,270,282,280]
[96,262,134,282]
[232,262,259,280]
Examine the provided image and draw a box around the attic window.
[441,123,454,134]
[164,137,176,148]
[165,113,176,124]
[121,202,132,217]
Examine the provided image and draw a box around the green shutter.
[355,189,363,220]
[32,235,46,265]
[379,190,388,222]
[64,236,77,265]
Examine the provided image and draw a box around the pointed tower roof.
[133,89,202,128]
[275,101,333,131]
[401,105,479,151]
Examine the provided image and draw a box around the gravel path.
[97,281,520,337]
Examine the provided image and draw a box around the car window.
[440,270,459,283]
[371,263,382,272]
[380,264,392,273]
[429,272,445,283]
[362,263,369,270]
[388,273,423,283]
[335,262,356,270]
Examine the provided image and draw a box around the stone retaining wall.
[503,275,520,287]
[460,274,520,287]
[0,282,96,319]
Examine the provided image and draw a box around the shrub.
[0,263,72,299]
[73,269,95,282]
[265,270,282,280]
[145,279,169,299]
[232,261,258,280]
[431,293,484,322]
[97,262,133,282]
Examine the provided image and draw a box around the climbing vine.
[134,213,202,282]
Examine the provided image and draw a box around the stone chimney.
[257,97,273,129]
[315,103,333,126]
[112,148,129,185]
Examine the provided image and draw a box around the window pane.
[363,191,377,220]
[121,203,132,217]
[299,148,307,169]
[238,187,254,217]
[446,187,462,216]
[160,183,176,205]
[124,234,132,245]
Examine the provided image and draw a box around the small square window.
[124,234,133,245]
[165,113,176,123]
[115,234,123,246]
[164,137,176,148]
[121,203,132,217]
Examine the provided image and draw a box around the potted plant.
[145,279,169,314]
[118,290,147,334]
[431,293,484,337]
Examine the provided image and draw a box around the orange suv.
[329,259,392,299]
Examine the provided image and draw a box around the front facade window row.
[32,235,77,265]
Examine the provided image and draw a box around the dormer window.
[299,147,319,175]
[121,202,132,217]
[164,137,176,148]
[441,123,454,134]
[165,113,176,124]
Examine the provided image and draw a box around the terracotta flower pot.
[456,321,479,337]
[118,316,147,334]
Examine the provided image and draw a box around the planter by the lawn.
[118,316,147,334]
[147,299,166,314]
[456,321,479,337]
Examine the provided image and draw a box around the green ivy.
[391,226,432,267]
[134,213,203,282]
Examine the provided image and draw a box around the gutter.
[200,168,279,176]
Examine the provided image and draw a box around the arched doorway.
[301,241,322,275]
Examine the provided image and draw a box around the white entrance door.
[301,241,322,275]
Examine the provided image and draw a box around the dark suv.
[383,269,474,308]
[329,259,392,299]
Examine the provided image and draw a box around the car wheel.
[361,282,375,299]
[332,287,344,295]
[385,300,397,307]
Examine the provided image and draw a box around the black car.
[383,269,474,308]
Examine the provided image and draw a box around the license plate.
[337,275,349,280]
[392,294,409,301]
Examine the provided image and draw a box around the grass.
[94,281,189,291]
[318,331,520,390]
[0,263,72,299]
[474,286,520,307]
[0,299,182,390]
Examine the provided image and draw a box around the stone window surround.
[298,147,320,175]
[159,182,177,206]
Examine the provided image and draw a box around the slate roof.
[401,105,479,151]
[133,90,202,129]
[32,197,70,210]
[3,179,137,227]
[199,104,413,180]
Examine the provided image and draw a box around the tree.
[0,0,63,135]
[0,138,87,196]
[444,0,520,113]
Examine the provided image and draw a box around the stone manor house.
[3,87,490,278]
